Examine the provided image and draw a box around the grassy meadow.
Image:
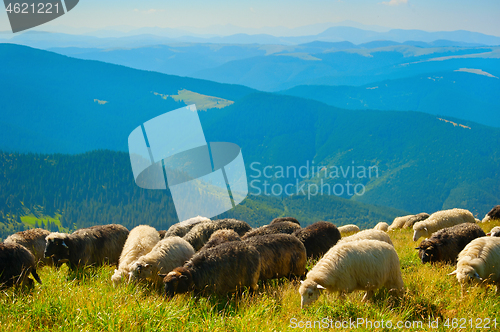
[1,221,500,331]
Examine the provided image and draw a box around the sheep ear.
[62,240,68,249]
[448,270,457,276]
[179,275,188,280]
[414,247,420,250]
[316,284,326,290]
[143,263,150,268]
[158,273,167,279]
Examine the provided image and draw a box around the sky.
[1,0,499,36]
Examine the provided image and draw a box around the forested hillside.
[0,150,408,240]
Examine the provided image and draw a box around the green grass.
[20,213,62,228]
[153,89,234,111]
[2,221,500,331]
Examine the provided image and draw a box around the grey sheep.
[416,223,486,264]
[4,228,51,266]
[163,241,260,295]
[482,205,500,223]
[44,224,129,270]
[241,221,300,240]
[292,221,341,258]
[270,217,300,226]
[183,219,251,251]
[244,234,306,281]
[198,229,241,252]
[163,216,210,238]
[403,213,430,229]
[1,242,42,289]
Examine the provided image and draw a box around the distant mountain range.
[1,25,500,49]
[279,70,500,127]
[1,44,499,219]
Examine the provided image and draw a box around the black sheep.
[292,221,341,258]
[0,242,42,289]
[416,223,485,264]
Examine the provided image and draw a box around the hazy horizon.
[1,0,499,37]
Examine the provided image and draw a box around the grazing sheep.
[482,205,500,223]
[129,236,195,286]
[403,213,430,229]
[270,217,300,226]
[416,223,486,264]
[241,221,300,240]
[163,241,260,296]
[374,222,389,232]
[183,219,251,251]
[339,229,393,246]
[337,224,360,235]
[199,229,241,252]
[449,236,500,294]
[111,225,160,285]
[163,216,210,238]
[299,239,404,308]
[44,224,129,270]
[0,242,42,289]
[413,208,476,242]
[292,221,341,258]
[487,226,500,237]
[244,234,306,280]
[4,228,51,266]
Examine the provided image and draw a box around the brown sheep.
[241,221,300,240]
[243,234,306,281]
[198,229,241,252]
[270,217,300,226]
[5,228,51,266]
[44,224,129,270]
[482,205,500,223]
[182,219,251,251]
[1,242,42,289]
[163,241,260,296]
[416,223,486,264]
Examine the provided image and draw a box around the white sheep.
[449,236,500,294]
[487,226,500,237]
[111,225,160,285]
[373,222,389,232]
[129,236,195,285]
[337,224,360,236]
[413,208,476,242]
[338,229,393,246]
[299,239,404,308]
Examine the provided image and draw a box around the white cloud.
[381,0,408,6]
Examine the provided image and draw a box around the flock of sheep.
[1,205,500,309]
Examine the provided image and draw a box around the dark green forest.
[0,150,407,240]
